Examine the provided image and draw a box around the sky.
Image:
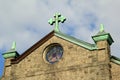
[0,0,120,77]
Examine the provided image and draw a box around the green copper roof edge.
[111,59,120,65]
[92,35,108,42]
[92,33,114,45]
[55,32,97,50]
[107,33,114,42]
[3,50,16,54]
[2,51,19,59]
[93,32,109,37]
[111,56,120,65]
[111,56,120,61]
[2,52,17,59]
[92,33,114,42]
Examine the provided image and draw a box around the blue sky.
[0,49,5,77]
[1,0,120,77]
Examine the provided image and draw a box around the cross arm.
[48,18,55,25]
[59,16,66,23]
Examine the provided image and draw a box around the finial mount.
[11,41,16,50]
[100,24,104,32]
[48,13,66,32]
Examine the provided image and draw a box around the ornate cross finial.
[11,41,16,50]
[100,24,104,32]
[48,13,66,32]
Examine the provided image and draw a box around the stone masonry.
[2,34,114,80]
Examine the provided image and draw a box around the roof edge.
[11,31,97,64]
[55,31,97,50]
[11,31,55,64]
[111,55,120,65]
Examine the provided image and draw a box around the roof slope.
[11,31,97,64]
[54,31,97,50]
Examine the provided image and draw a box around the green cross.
[48,13,66,32]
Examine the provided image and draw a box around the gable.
[10,32,97,78]
[11,31,97,64]
[3,29,115,80]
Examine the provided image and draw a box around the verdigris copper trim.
[111,56,120,65]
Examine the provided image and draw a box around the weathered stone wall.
[111,62,120,80]
[2,36,111,80]
[1,58,14,80]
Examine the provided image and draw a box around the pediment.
[11,31,97,64]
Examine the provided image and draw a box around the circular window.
[45,44,63,64]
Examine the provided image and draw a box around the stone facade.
[1,31,120,80]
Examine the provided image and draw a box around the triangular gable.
[11,31,97,64]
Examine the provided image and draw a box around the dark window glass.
[46,45,63,64]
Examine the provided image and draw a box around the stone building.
[1,13,120,80]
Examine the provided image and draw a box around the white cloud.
[0,0,120,57]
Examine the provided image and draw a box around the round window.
[46,44,63,64]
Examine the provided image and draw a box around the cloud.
[0,0,120,56]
